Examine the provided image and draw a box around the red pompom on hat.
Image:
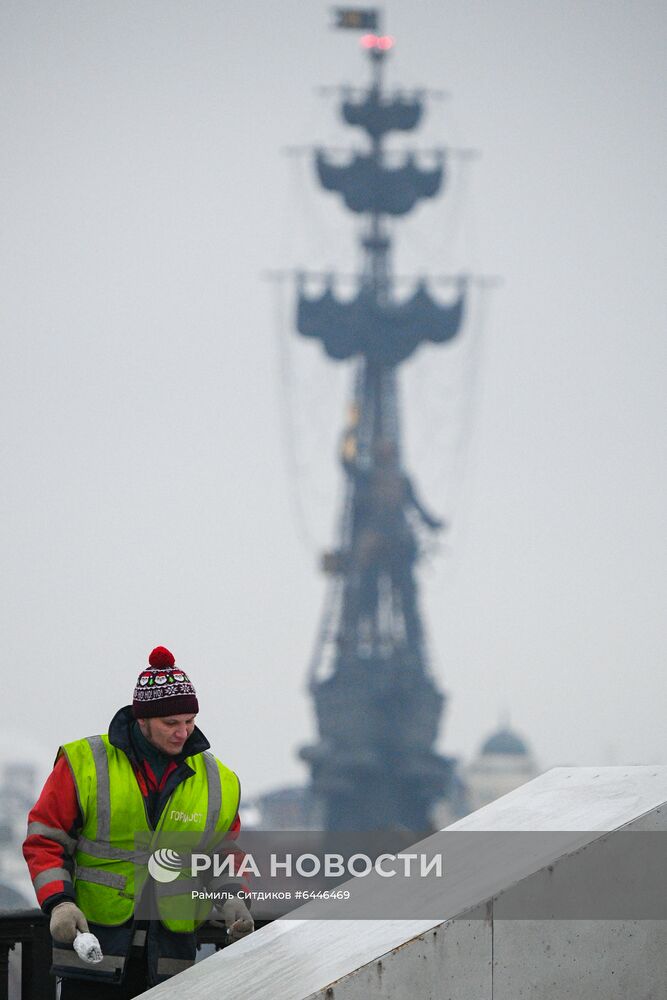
[132,646,199,719]
[148,646,175,669]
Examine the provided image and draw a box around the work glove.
[49,901,89,944]
[213,897,254,942]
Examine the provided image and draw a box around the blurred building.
[247,726,539,831]
[242,786,320,831]
[464,726,539,812]
[0,760,38,906]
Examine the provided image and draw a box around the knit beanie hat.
[132,646,199,719]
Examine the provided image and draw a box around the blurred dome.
[481,727,529,757]
[464,723,538,814]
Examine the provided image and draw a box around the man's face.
[138,714,196,755]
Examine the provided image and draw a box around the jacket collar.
[108,705,211,763]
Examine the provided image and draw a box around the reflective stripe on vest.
[61,734,240,932]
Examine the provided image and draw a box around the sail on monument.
[291,10,470,831]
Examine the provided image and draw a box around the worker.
[23,645,253,998]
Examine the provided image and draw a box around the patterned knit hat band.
[132,646,199,720]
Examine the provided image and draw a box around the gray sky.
[1,1,665,797]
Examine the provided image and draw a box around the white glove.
[49,901,89,944]
[73,931,103,964]
[220,897,254,941]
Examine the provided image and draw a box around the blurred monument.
[253,11,534,833]
[292,12,470,831]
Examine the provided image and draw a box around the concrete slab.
[492,920,667,1000]
[448,765,667,832]
[137,767,667,1000]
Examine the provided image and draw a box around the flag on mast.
[332,7,379,30]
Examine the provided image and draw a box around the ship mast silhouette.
[296,11,468,830]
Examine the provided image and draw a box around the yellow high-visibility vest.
[61,734,240,932]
